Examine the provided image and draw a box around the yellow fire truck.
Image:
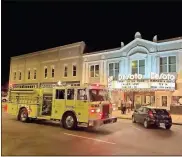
[6,83,117,130]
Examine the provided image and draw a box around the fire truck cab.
[7,84,117,130]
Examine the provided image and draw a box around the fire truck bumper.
[89,117,117,127]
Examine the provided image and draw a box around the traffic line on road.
[130,125,142,131]
[64,133,116,145]
[172,126,182,131]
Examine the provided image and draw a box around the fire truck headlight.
[96,108,100,113]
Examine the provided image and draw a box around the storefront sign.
[113,72,176,81]
[109,80,175,91]
[150,72,176,80]
[150,82,175,90]
[118,74,143,80]
[119,82,150,89]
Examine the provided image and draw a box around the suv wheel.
[144,119,149,128]
[165,125,171,130]
[132,116,136,123]
[19,108,29,122]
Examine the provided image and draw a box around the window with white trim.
[64,65,68,77]
[90,65,99,77]
[131,60,145,75]
[28,69,31,80]
[160,56,176,73]
[19,71,22,80]
[34,69,37,79]
[73,65,77,76]
[13,72,16,80]
[51,66,55,78]
[109,63,119,78]
[44,67,48,78]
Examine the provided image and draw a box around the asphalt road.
[2,111,182,156]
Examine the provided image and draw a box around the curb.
[117,116,182,126]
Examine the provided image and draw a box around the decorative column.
[100,60,104,84]
[82,62,86,84]
[155,55,160,74]
[85,62,89,84]
[125,57,129,75]
[103,60,107,85]
[147,54,152,78]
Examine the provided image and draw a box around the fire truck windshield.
[89,89,109,102]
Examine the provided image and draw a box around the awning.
[172,90,182,96]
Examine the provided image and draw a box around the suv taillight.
[109,104,112,108]
[168,113,171,118]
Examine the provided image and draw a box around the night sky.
[2,1,182,86]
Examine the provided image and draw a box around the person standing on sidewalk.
[129,99,133,111]
[121,100,124,114]
[123,101,127,114]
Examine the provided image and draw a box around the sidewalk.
[112,110,182,125]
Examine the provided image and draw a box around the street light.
[57,81,62,86]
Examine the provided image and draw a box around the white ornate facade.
[82,33,182,109]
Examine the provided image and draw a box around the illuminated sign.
[118,74,143,80]
[150,82,175,90]
[150,72,176,80]
[108,72,176,91]
[114,81,150,89]
[109,80,175,91]
[112,73,176,81]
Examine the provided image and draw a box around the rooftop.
[157,37,182,43]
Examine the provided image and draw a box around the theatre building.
[9,42,86,88]
[82,32,182,111]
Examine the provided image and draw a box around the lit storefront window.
[171,96,182,106]
[162,96,167,107]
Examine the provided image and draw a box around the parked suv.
[132,106,172,129]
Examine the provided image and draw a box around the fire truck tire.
[18,108,29,123]
[62,112,77,130]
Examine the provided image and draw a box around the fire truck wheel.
[62,113,77,130]
[19,108,29,122]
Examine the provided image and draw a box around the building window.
[64,65,68,77]
[109,63,119,78]
[13,72,16,80]
[90,65,94,77]
[44,67,48,78]
[28,69,31,80]
[90,65,99,77]
[51,66,55,78]
[73,65,77,76]
[131,60,145,75]
[162,96,167,107]
[34,69,37,79]
[160,56,176,73]
[19,71,22,80]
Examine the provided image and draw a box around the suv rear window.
[151,109,169,114]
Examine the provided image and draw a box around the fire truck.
[6,83,117,130]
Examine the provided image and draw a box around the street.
[2,111,182,156]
